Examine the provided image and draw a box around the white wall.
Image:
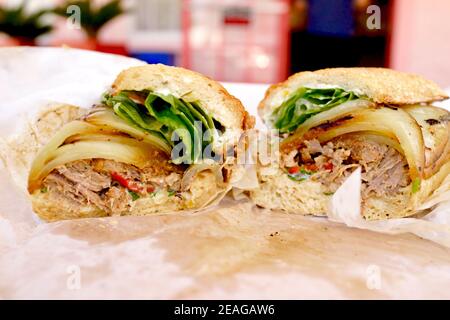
[390,0,450,87]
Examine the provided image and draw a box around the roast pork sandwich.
[28,64,253,221]
[251,68,449,220]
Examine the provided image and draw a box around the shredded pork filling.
[42,159,185,213]
[282,136,411,198]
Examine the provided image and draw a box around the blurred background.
[0,0,449,86]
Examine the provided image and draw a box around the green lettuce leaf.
[106,93,163,132]
[103,90,221,164]
[272,87,359,133]
[144,92,201,163]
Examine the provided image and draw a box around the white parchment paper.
[1,47,450,299]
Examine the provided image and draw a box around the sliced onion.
[28,120,106,191]
[85,108,172,154]
[281,99,374,147]
[424,140,450,178]
[28,139,158,192]
[64,132,167,149]
[292,107,425,180]
[403,104,449,171]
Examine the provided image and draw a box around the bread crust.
[258,67,448,120]
[112,64,253,130]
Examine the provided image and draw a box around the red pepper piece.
[323,162,333,171]
[288,166,300,174]
[111,172,143,193]
[111,172,129,187]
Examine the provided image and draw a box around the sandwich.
[28,64,253,221]
[251,68,450,220]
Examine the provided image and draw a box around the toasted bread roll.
[252,68,449,220]
[28,65,253,221]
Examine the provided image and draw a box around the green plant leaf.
[92,0,124,33]
[0,3,53,39]
[53,0,124,37]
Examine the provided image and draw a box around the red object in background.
[223,17,250,25]
[14,37,36,46]
[48,37,128,56]
[0,35,35,47]
[96,42,128,56]
[181,0,290,83]
[223,6,251,25]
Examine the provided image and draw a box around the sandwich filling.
[281,136,411,200]
[39,157,229,214]
[40,157,182,213]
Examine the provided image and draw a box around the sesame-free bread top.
[258,68,448,119]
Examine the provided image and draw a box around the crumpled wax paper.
[1,47,450,299]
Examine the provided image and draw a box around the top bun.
[112,64,253,130]
[258,67,448,120]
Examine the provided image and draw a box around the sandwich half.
[28,64,253,221]
[251,68,450,220]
